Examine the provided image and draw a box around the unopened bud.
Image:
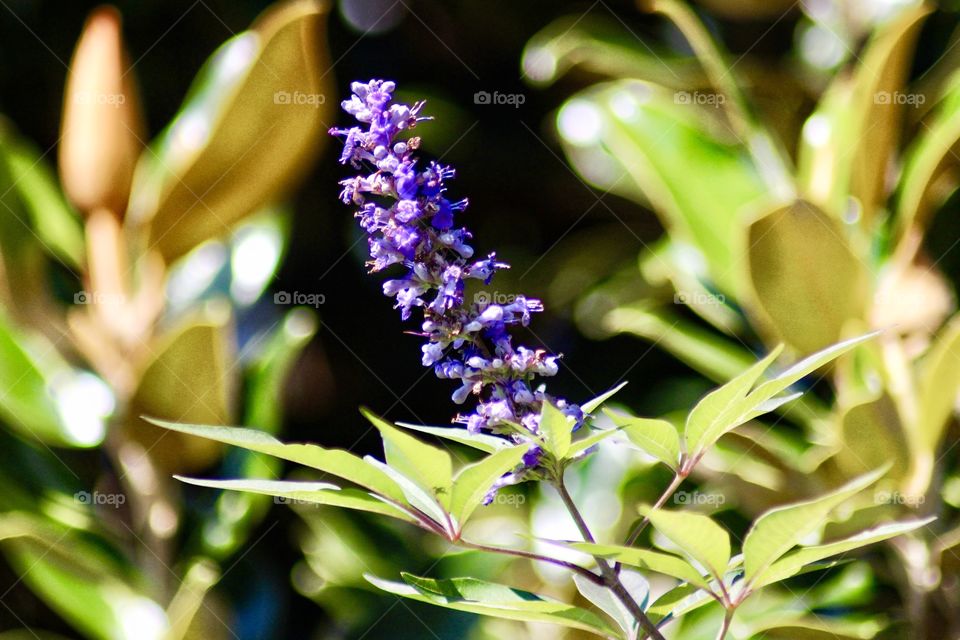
[59,5,144,218]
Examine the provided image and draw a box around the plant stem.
[554,477,667,640]
[623,472,685,548]
[457,539,605,586]
[715,609,733,640]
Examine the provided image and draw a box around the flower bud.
[59,5,144,218]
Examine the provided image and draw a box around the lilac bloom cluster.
[330,80,583,489]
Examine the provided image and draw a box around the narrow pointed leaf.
[683,346,783,456]
[364,457,449,528]
[752,518,934,590]
[174,476,418,524]
[567,424,628,458]
[365,574,622,638]
[580,381,629,415]
[742,467,887,584]
[396,422,510,453]
[145,418,405,502]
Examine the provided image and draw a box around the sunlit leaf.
[742,467,887,585]
[683,345,782,458]
[539,401,574,460]
[638,507,730,581]
[128,311,234,471]
[563,541,710,589]
[365,573,622,638]
[175,477,418,524]
[556,80,767,294]
[573,569,648,636]
[145,418,405,502]
[746,201,869,353]
[751,518,933,590]
[605,409,680,470]
[361,408,453,508]
[450,446,526,527]
[127,0,332,261]
[395,422,510,453]
[581,381,629,415]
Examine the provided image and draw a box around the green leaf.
[836,393,910,481]
[556,80,768,294]
[742,467,888,585]
[145,418,405,502]
[685,333,877,460]
[746,201,869,353]
[683,345,783,458]
[581,381,629,415]
[364,457,449,527]
[128,312,234,472]
[539,400,573,459]
[0,122,84,268]
[799,3,930,223]
[563,541,710,589]
[395,422,510,453]
[751,518,933,590]
[164,560,220,640]
[749,617,884,639]
[896,69,960,241]
[573,569,648,636]
[522,15,703,88]
[638,507,730,581]
[646,582,714,624]
[916,314,960,456]
[175,476,419,524]
[361,408,453,508]
[450,446,527,527]
[567,424,628,458]
[365,574,622,638]
[126,0,333,261]
[747,332,879,406]
[0,314,87,447]
[605,409,680,470]
[0,514,166,640]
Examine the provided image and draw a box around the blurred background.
[1,0,960,638]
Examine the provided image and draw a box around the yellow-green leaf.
[127,0,332,261]
[746,201,869,353]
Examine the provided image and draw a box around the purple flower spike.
[330,79,581,491]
